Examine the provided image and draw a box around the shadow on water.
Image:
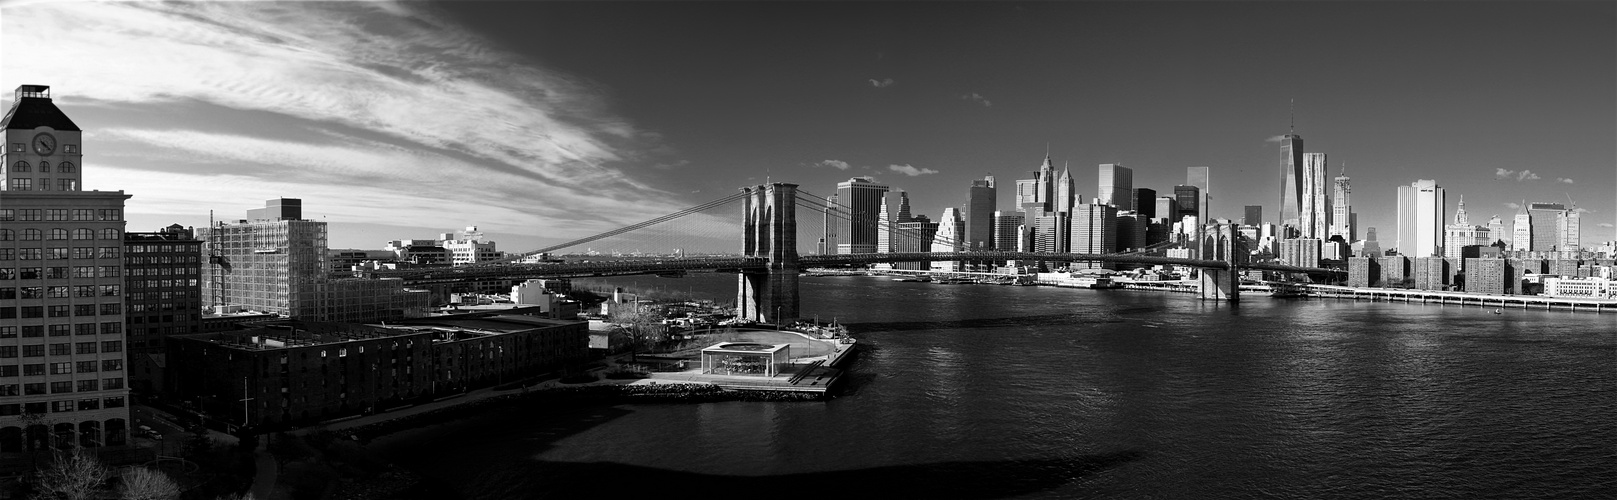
[843,305,1163,333]
[399,450,1146,500]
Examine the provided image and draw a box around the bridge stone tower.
[1198,222,1242,302]
[737,183,800,323]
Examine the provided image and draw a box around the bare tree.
[32,449,111,500]
[119,467,181,500]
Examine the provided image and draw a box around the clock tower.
[2,85,85,192]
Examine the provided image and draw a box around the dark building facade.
[167,315,587,428]
[1379,255,1410,288]
[123,224,204,395]
[1347,257,1379,288]
[1464,258,1508,295]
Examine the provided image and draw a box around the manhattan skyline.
[2,1,1612,252]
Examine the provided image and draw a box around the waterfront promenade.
[1112,278,1615,312]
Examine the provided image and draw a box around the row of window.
[0,229,122,241]
[0,361,125,378]
[0,285,123,299]
[0,324,123,338]
[0,379,124,395]
[8,161,75,173]
[4,179,79,191]
[129,300,197,313]
[128,267,200,277]
[129,256,201,265]
[0,398,127,418]
[9,143,79,154]
[0,303,123,319]
[0,249,123,262]
[126,290,199,302]
[0,342,121,357]
[0,265,124,280]
[0,209,120,222]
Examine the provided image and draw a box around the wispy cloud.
[1556,177,1575,184]
[1505,202,1522,209]
[959,92,992,107]
[888,164,939,177]
[1,1,686,244]
[1599,223,1615,229]
[1495,168,1540,181]
[1265,135,1287,142]
[811,160,852,170]
[868,78,894,88]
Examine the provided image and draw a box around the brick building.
[123,224,203,394]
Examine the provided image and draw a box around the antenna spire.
[1289,98,1295,134]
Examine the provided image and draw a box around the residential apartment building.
[123,224,203,394]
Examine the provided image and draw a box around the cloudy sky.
[3,1,1612,252]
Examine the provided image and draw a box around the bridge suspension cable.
[497,191,749,264]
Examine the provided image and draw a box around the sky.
[2,1,1613,253]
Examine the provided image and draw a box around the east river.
[370,273,1616,499]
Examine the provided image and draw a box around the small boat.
[1491,308,1503,314]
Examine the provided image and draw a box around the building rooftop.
[2,85,81,131]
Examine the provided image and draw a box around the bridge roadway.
[373,251,1341,285]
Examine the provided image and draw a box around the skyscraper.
[1395,179,1445,257]
[1173,185,1200,218]
[833,176,889,254]
[1443,196,1489,259]
[1331,166,1353,241]
[893,215,937,271]
[965,176,997,250]
[819,193,839,255]
[1,84,135,447]
[1156,196,1181,224]
[1526,202,1567,252]
[993,211,1025,253]
[1098,164,1133,211]
[1279,133,1304,233]
[1069,203,1117,269]
[1053,163,1076,214]
[931,208,964,272]
[1033,154,1055,212]
[1558,208,1580,253]
[1186,166,1210,221]
[1300,152,1330,239]
[1512,202,1532,251]
[1486,215,1507,247]
[1133,188,1158,218]
[1243,206,1262,226]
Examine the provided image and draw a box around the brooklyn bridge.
[371,183,1343,322]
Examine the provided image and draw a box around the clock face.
[33,133,56,156]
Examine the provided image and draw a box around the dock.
[641,332,858,395]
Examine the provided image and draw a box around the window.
[73,285,94,297]
[103,378,124,390]
[51,401,74,413]
[58,161,75,172]
[24,383,45,395]
[39,162,50,173]
[98,247,120,259]
[9,143,22,152]
[45,268,67,279]
[75,342,97,354]
[0,347,14,358]
[11,161,28,172]
[19,210,40,221]
[74,305,95,316]
[99,229,120,240]
[21,306,42,318]
[47,229,67,241]
[98,209,121,221]
[74,324,95,336]
[47,325,69,337]
[16,267,37,279]
[22,345,43,357]
[0,249,11,260]
[76,380,97,392]
[0,210,10,221]
[104,397,125,408]
[21,326,41,338]
[64,145,78,154]
[23,364,44,376]
[47,306,69,318]
[100,341,121,353]
[45,209,68,221]
[50,381,72,394]
[0,367,14,378]
[21,229,41,241]
[100,322,121,334]
[56,179,75,191]
[71,229,93,240]
[18,249,40,261]
[76,399,97,411]
[0,229,10,240]
[72,266,93,278]
[8,179,30,191]
[48,344,70,356]
[46,286,68,298]
[49,362,72,375]
[75,361,96,373]
[71,210,93,221]
[97,267,120,278]
[0,327,12,338]
[0,288,10,299]
[99,303,121,315]
[37,179,49,191]
[46,248,68,260]
[101,360,122,372]
[0,386,15,397]
[20,287,41,299]
[0,307,15,319]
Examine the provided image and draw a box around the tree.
[33,449,111,500]
[119,467,181,500]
